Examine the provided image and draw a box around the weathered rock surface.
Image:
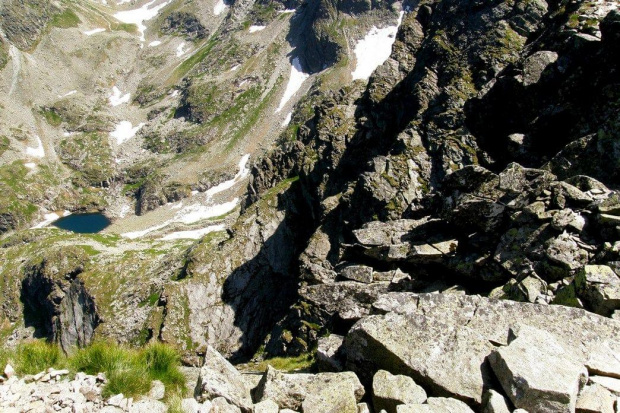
[345,293,620,405]
[316,334,344,372]
[372,369,427,413]
[575,383,616,413]
[489,326,588,412]
[195,346,252,411]
[254,366,364,411]
[575,265,620,316]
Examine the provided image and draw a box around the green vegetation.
[0,340,186,399]
[248,353,315,372]
[40,107,62,127]
[4,340,65,374]
[51,8,81,29]
[0,135,9,156]
[170,38,217,84]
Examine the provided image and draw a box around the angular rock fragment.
[195,346,252,411]
[489,326,588,413]
[575,265,620,316]
[254,366,364,411]
[344,293,620,407]
[317,334,344,372]
[575,383,615,413]
[372,369,427,413]
[481,389,510,413]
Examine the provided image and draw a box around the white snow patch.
[83,28,106,36]
[206,154,251,197]
[119,204,131,218]
[276,57,309,112]
[249,25,266,33]
[26,136,45,158]
[161,224,225,240]
[31,212,61,229]
[213,0,227,15]
[176,42,187,57]
[122,199,238,239]
[278,9,296,13]
[110,121,145,145]
[191,190,199,195]
[59,90,77,98]
[113,0,172,42]
[171,90,180,98]
[351,11,404,81]
[31,210,70,229]
[230,64,240,71]
[24,162,36,169]
[121,154,250,239]
[282,112,292,127]
[148,40,162,47]
[109,86,131,106]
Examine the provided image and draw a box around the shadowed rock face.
[21,247,100,353]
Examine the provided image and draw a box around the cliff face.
[242,0,620,358]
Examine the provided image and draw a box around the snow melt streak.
[121,155,251,239]
[351,12,404,81]
[276,57,309,112]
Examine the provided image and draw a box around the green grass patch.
[250,353,315,372]
[0,135,9,156]
[1,340,186,399]
[111,22,138,34]
[40,108,62,127]
[51,8,81,29]
[6,341,65,374]
[170,38,217,84]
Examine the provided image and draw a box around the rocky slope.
[1,0,620,411]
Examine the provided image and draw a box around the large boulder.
[195,346,252,411]
[345,293,620,405]
[372,369,427,413]
[253,366,364,411]
[489,326,588,412]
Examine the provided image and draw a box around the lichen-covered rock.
[575,265,620,316]
[372,369,427,413]
[489,326,588,413]
[195,346,252,411]
[254,366,364,411]
[345,293,620,406]
[316,334,344,372]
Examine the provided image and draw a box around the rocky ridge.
[1,0,620,412]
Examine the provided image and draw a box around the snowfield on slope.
[351,11,405,81]
[121,155,251,239]
[276,57,309,112]
[113,0,172,42]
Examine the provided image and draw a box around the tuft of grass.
[13,341,65,374]
[103,365,151,398]
[140,342,187,396]
[1,340,185,399]
[69,341,134,375]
